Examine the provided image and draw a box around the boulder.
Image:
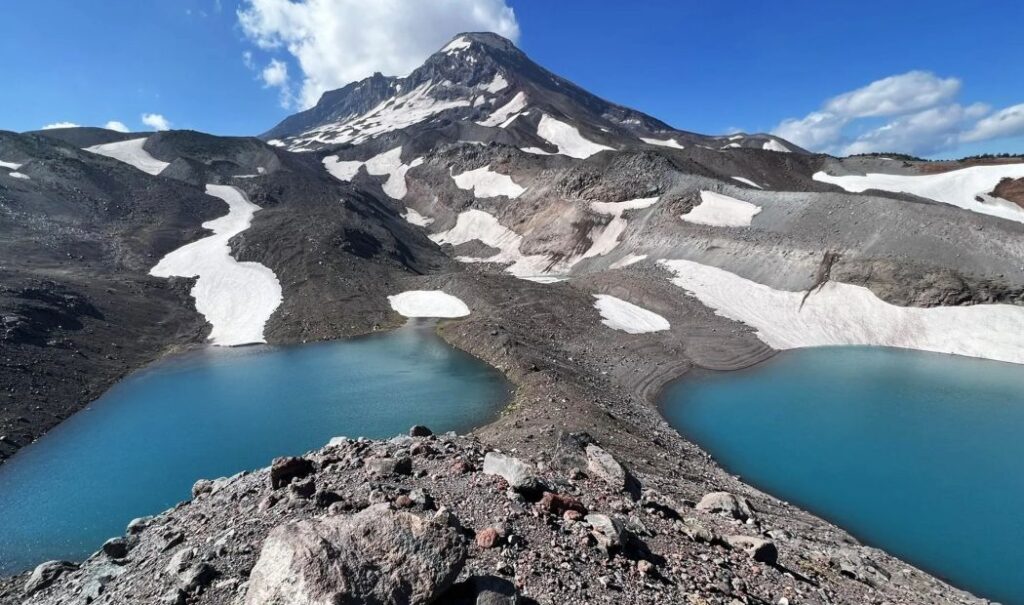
[178,562,218,593]
[483,452,538,492]
[270,456,315,489]
[101,536,129,558]
[696,491,755,521]
[409,425,433,437]
[726,535,779,564]
[442,575,520,605]
[585,444,641,499]
[537,491,587,517]
[24,560,77,595]
[245,504,467,605]
[366,456,413,476]
[126,515,154,535]
[585,514,627,554]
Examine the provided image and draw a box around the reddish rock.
[451,460,475,474]
[394,495,414,509]
[563,509,584,523]
[475,527,501,549]
[538,491,587,517]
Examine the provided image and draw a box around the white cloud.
[824,71,960,119]
[962,103,1024,143]
[773,71,1023,156]
[242,50,255,70]
[237,0,519,109]
[42,121,80,130]
[261,58,289,87]
[104,120,130,133]
[142,113,172,131]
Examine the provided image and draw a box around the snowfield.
[681,191,761,227]
[151,185,282,346]
[813,164,1024,224]
[452,165,526,198]
[323,147,422,200]
[0,160,23,170]
[483,73,509,94]
[430,209,560,282]
[660,259,1024,365]
[477,91,528,127]
[388,290,470,318]
[289,81,471,149]
[762,139,792,153]
[85,138,169,176]
[536,114,614,159]
[640,137,685,149]
[593,295,670,334]
[731,176,762,189]
[584,197,660,259]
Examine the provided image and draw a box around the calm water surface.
[661,347,1024,605]
[0,323,509,573]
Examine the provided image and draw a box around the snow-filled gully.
[88,137,282,346]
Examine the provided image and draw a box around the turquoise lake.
[661,347,1024,605]
[0,324,510,574]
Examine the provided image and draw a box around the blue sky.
[1,0,1022,158]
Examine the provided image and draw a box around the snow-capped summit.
[261,32,791,156]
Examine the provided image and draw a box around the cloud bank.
[142,113,172,131]
[773,71,1024,157]
[237,0,519,109]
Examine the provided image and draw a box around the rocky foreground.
[4,424,984,605]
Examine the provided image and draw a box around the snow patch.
[388,290,470,318]
[452,165,526,198]
[582,197,660,259]
[442,36,472,54]
[9,172,30,180]
[430,209,560,282]
[813,164,1024,224]
[762,139,791,153]
[85,138,169,176]
[483,73,509,94]
[0,160,23,170]
[660,259,1024,365]
[681,191,761,227]
[731,176,762,189]
[323,148,422,200]
[520,147,554,155]
[289,82,470,148]
[640,137,685,149]
[150,185,282,346]
[609,254,648,269]
[593,295,670,334]
[536,114,614,159]
[403,207,434,227]
[477,91,527,127]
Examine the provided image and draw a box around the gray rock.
[366,456,413,476]
[101,536,128,558]
[409,425,433,437]
[443,575,520,605]
[483,452,536,491]
[178,562,218,593]
[126,515,154,535]
[245,504,467,605]
[726,535,779,564]
[585,444,641,499]
[585,513,627,553]
[270,456,315,489]
[24,560,77,595]
[696,491,755,521]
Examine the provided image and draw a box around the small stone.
[585,514,626,554]
[563,509,584,523]
[395,495,415,508]
[409,425,433,437]
[585,444,641,499]
[637,560,654,576]
[451,460,474,474]
[476,527,501,549]
[161,588,187,605]
[270,456,315,489]
[179,562,218,593]
[191,479,214,498]
[126,516,153,535]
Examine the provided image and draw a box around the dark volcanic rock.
[269,456,315,489]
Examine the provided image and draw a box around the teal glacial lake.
[661,347,1024,605]
[0,324,509,573]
